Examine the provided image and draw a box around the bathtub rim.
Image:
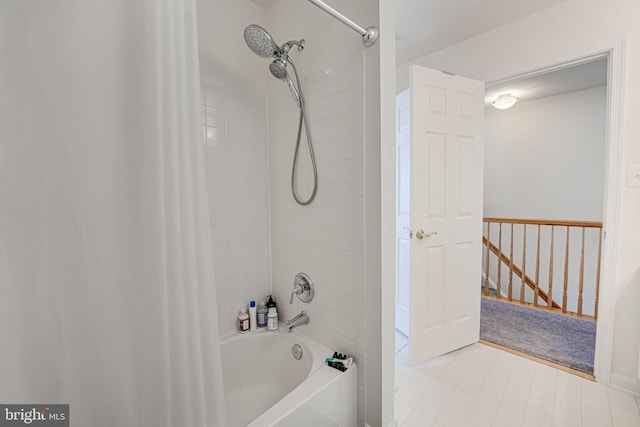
[219,326,327,378]
[249,358,356,426]
[219,327,357,426]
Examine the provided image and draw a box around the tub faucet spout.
[286,310,309,332]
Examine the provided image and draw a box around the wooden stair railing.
[482,236,560,309]
[482,217,603,321]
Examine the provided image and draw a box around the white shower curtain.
[0,1,226,426]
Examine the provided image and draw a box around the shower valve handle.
[289,283,304,304]
[290,283,304,304]
[290,273,314,304]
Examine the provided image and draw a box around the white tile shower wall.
[201,85,272,337]
[268,54,366,390]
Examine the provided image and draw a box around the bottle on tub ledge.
[238,308,249,333]
[249,300,257,332]
[266,295,278,331]
[257,300,268,328]
[265,295,277,311]
[267,307,278,331]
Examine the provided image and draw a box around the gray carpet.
[480,297,596,374]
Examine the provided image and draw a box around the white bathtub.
[220,327,357,427]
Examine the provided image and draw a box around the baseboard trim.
[610,373,640,396]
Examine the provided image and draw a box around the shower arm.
[281,39,305,53]
[306,0,379,47]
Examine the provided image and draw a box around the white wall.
[197,0,272,337]
[485,86,606,220]
[266,0,370,423]
[378,0,398,425]
[398,0,640,393]
[483,87,606,318]
[198,0,388,424]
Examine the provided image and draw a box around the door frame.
[482,41,625,384]
[391,38,625,385]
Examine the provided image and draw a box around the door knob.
[416,229,437,240]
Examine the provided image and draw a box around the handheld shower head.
[244,24,280,58]
[270,58,301,106]
[268,58,287,80]
[243,24,316,205]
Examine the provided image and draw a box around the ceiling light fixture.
[492,94,519,110]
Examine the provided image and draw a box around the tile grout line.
[491,348,524,426]
[438,346,487,424]
[462,344,520,426]
[395,343,640,427]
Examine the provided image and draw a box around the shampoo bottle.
[266,295,277,311]
[249,300,257,332]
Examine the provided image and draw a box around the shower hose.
[289,59,318,206]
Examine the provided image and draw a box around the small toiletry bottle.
[267,307,278,331]
[249,300,257,332]
[266,295,277,311]
[238,309,249,333]
[257,300,268,328]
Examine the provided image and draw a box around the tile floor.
[395,341,640,427]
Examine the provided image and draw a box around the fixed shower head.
[244,24,280,58]
[245,25,303,106]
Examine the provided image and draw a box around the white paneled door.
[408,65,485,365]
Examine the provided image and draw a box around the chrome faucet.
[286,310,309,332]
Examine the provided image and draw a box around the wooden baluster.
[578,227,586,317]
[562,225,570,313]
[508,223,514,301]
[520,225,526,304]
[484,222,490,296]
[497,223,503,298]
[481,216,603,321]
[547,225,554,310]
[594,228,603,320]
[534,224,541,307]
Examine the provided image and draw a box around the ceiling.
[247,0,604,101]
[250,0,276,7]
[395,0,570,64]
[485,58,607,107]
[250,0,570,64]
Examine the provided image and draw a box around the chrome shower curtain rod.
[306,0,379,47]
